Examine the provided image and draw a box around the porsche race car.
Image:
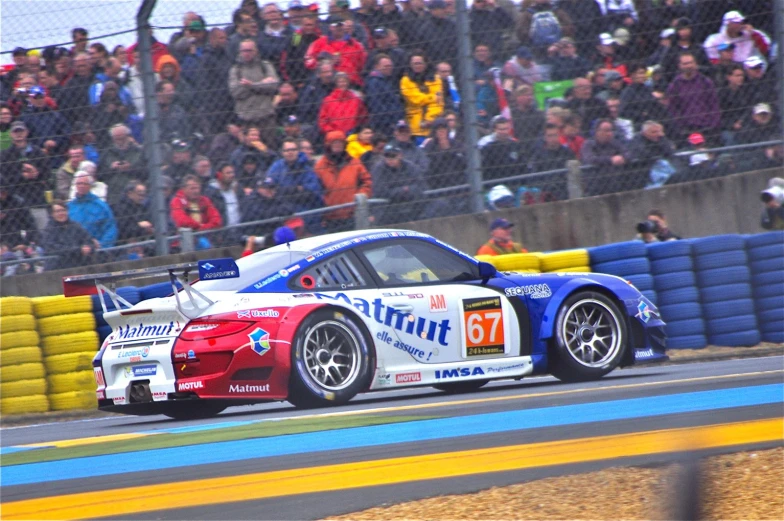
[64,229,667,419]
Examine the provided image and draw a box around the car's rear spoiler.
[63,258,238,318]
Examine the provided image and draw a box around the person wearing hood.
[314,130,372,231]
[400,52,444,142]
[266,138,324,232]
[157,54,196,111]
[318,72,367,136]
[41,199,97,271]
[68,171,118,249]
[203,162,244,245]
[229,39,280,148]
[704,10,771,64]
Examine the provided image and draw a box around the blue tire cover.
[708,330,761,347]
[626,274,654,292]
[694,250,747,271]
[700,283,752,303]
[692,234,746,255]
[755,296,784,311]
[666,334,708,350]
[650,256,693,274]
[641,290,658,306]
[750,256,784,274]
[752,270,784,288]
[746,231,784,249]
[696,266,751,288]
[705,314,758,336]
[588,241,647,264]
[654,270,696,292]
[646,240,692,260]
[760,319,784,334]
[702,299,755,321]
[756,307,784,324]
[753,282,784,299]
[592,257,651,277]
[748,243,784,262]
[139,282,176,301]
[658,302,702,321]
[762,331,784,343]
[666,318,706,337]
[658,287,700,307]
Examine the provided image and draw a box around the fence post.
[354,193,370,230]
[566,160,583,200]
[179,228,195,253]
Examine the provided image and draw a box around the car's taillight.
[178,320,254,341]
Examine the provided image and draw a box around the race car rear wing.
[63,258,239,318]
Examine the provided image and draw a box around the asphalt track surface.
[1,356,782,520]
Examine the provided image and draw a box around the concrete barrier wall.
[2,167,780,298]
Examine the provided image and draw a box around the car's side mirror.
[478,261,497,283]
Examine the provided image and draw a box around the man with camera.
[760,179,784,231]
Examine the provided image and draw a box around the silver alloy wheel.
[560,298,622,368]
[302,320,361,391]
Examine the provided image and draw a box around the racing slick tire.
[161,401,227,420]
[549,291,628,383]
[433,380,489,393]
[287,309,372,408]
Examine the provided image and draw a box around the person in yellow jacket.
[400,52,444,143]
[346,126,374,159]
[476,218,527,256]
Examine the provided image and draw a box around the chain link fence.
[1,0,781,275]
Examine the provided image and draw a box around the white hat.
[723,10,744,24]
[660,28,675,39]
[753,103,772,115]
[744,55,766,69]
[598,33,614,46]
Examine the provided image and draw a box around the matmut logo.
[115,321,175,340]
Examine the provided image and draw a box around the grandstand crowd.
[0,0,780,275]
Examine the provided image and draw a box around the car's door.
[357,239,523,364]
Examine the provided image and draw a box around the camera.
[636,220,659,234]
[760,186,784,205]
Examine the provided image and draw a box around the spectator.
[646,208,681,241]
[282,13,321,89]
[203,162,244,244]
[666,52,720,143]
[400,52,444,143]
[718,64,752,146]
[192,155,213,186]
[365,54,405,136]
[274,82,300,127]
[14,162,49,231]
[113,179,154,244]
[549,37,592,81]
[229,39,280,147]
[0,105,12,151]
[420,0,458,68]
[69,120,100,164]
[347,126,374,159]
[738,103,779,145]
[567,77,609,133]
[0,183,40,273]
[279,115,316,149]
[170,174,223,235]
[163,138,196,186]
[229,126,278,187]
[472,43,500,86]
[365,27,408,84]
[704,11,771,64]
[58,52,94,123]
[594,0,636,32]
[558,113,585,159]
[20,85,71,157]
[476,218,526,256]
[88,57,134,107]
[508,85,544,153]
[298,62,335,128]
[605,96,634,142]
[389,120,429,174]
[479,116,526,183]
[647,28,675,68]
[517,0,573,56]
[305,20,367,87]
[596,70,625,102]
[208,118,244,166]
[54,145,85,200]
[90,81,135,149]
[469,0,514,60]
[266,138,324,231]
[313,130,372,231]
[627,120,677,189]
[196,28,235,134]
[710,42,740,87]
[239,176,295,236]
[68,160,108,202]
[502,47,546,89]
[360,133,389,172]
[580,118,629,192]
[41,200,97,271]
[619,62,668,130]
[228,13,260,63]
[297,138,316,164]
[661,17,711,80]
[156,80,191,143]
[743,56,778,107]
[435,62,460,114]
[318,72,368,136]
[759,180,784,230]
[0,121,46,188]
[257,3,291,68]
[592,33,627,79]
[68,172,118,248]
[527,122,575,199]
[398,0,429,49]
[371,143,427,224]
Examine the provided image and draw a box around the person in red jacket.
[170,174,223,233]
[304,20,367,86]
[318,72,367,136]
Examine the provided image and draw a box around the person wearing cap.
[370,143,427,224]
[239,175,295,237]
[738,103,779,146]
[709,42,739,88]
[704,10,771,64]
[318,71,368,136]
[314,130,372,231]
[362,26,404,82]
[596,69,625,102]
[760,179,784,231]
[364,54,406,136]
[281,13,321,89]
[476,218,526,256]
[389,119,430,173]
[266,138,324,232]
[229,39,280,147]
[19,85,71,157]
[168,12,205,59]
[666,52,720,142]
[0,121,47,188]
[549,37,591,81]
[400,52,444,142]
[743,56,777,107]
[304,18,367,87]
[646,28,674,69]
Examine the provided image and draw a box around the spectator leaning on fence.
[170,174,223,244]
[41,199,97,272]
[476,218,527,256]
[114,179,154,244]
[68,171,118,249]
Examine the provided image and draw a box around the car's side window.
[361,240,478,286]
[290,253,369,291]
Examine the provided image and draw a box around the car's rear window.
[193,251,310,292]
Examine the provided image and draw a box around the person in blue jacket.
[68,171,118,249]
[266,138,324,233]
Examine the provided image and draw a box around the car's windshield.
[193,250,311,292]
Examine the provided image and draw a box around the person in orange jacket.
[476,218,527,256]
[314,130,372,232]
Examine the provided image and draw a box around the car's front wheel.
[287,309,372,408]
[550,291,627,382]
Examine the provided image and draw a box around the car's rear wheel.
[433,380,489,393]
[550,291,627,382]
[288,309,372,408]
[162,401,226,420]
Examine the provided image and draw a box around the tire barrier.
[49,390,98,412]
[538,250,590,272]
[589,241,655,305]
[747,232,784,344]
[475,253,541,272]
[32,295,92,318]
[41,331,100,357]
[47,370,97,395]
[44,351,96,375]
[693,236,760,347]
[37,313,96,337]
[0,296,49,414]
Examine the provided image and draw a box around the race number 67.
[466,311,503,347]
